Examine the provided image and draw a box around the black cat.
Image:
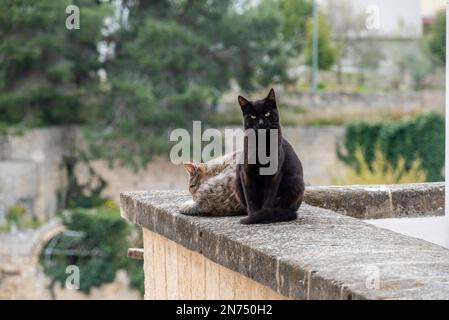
[234,88,305,224]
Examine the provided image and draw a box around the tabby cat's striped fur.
[180,152,244,216]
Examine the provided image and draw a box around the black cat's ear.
[266,88,276,103]
[238,95,249,112]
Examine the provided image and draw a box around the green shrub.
[317,82,327,90]
[40,206,144,296]
[5,205,43,230]
[332,147,427,185]
[337,112,444,182]
[0,224,11,233]
[43,156,145,295]
[19,217,44,229]
[7,205,26,223]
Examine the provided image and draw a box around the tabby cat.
[180,152,244,216]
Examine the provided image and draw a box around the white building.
[318,0,423,39]
[316,0,442,89]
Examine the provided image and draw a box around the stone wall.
[221,89,445,112]
[283,126,344,185]
[0,127,79,221]
[280,90,444,111]
[121,190,449,300]
[304,183,445,219]
[141,228,285,299]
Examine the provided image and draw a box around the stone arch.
[30,220,65,266]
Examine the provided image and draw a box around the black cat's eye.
[265,112,271,117]
[250,115,256,119]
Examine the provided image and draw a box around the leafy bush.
[40,206,143,296]
[427,9,445,66]
[305,12,336,70]
[317,82,327,90]
[337,112,444,182]
[44,156,146,295]
[1,205,43,232]
[332,147,426,185]
[18,217,44,229]
[7,205,26,223]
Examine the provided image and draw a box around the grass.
[0,224,10,233]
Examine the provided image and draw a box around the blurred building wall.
[0,127,78,221]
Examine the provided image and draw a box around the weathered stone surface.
[304,183,444,219]
[121,190,449,300]
[0,127,79,220]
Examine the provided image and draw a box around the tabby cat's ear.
[238,95,249,112]
[183,162,197,175]
[266,88,276,103]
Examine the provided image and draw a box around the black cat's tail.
[240,208,297,225]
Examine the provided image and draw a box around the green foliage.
[404,42,434,90]
[427,10,445,65]
[41,206,144,296]
[7,205,26,223]
[2,205,43,231]
[279,0,313,55]
[305,12,336,70]
[317,82,326,90]
[18,217,44,229]
[383,41,434,91]
[332,147,426,185]
[337,113,445,182]
[45,155,144,295]
[90,0,295,168]
[0,0,111,128]
[1,1,302,168]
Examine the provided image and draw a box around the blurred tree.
[402,42,434,91]
[92,0,293,168]
[427,10,445,66]
[1,0,296,169]
[0,0,110,127]
[304,12,335,70]
[41,206,144,296]
[381,41,433,91]
[322,0,364,84]
[351,41,384,86]
[279,0,313,55]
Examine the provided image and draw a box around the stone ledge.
[304,182,444,219]
[120,190,449,300]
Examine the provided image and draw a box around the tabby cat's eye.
[265,112,271,117]
[250,115,257,119]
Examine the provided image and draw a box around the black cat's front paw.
[239,215,255,225]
